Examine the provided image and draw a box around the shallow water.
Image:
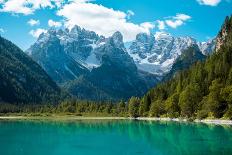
[0,120,232,155]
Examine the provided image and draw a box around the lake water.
[0,120,232,155]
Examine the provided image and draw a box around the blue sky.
[0,0,231,50]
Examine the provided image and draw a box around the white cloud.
[48,19,62,27]
[197,0,221,6]
[174,14,191,21]
[28,19,40,26]
[165,20,183,29]
[29,28,47,38]
[57,0,155,42]
[127,10,135,19]
[165,13,191,29]
[0,28,5,33]
[0,0,35,15]
[157,20,165,30]
[140,22,155,30]
[0,0,63,15]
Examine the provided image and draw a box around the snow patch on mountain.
[198,39,216,55]
[128,32,215,75]
[27,26,106,71]
[27,25,215,79]
[85,51,101,69]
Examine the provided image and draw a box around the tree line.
[1,16,232,120]
[128,16,232,120]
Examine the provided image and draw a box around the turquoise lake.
[0,120,232,155]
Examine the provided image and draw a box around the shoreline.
[0,116,126,121]
[0,116,232,125]
[136,117,232,125]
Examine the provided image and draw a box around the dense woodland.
[0,35,64,104]
[0,100,128,117]
[1,16,232,120]
[127,16,232,120]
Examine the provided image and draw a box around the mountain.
[128,32,215,76]
[216,16,232,52]
[198,39,216,55]
[27,23,216,101]
[131,16,232,119]
[26,27,92,84]
[0,36,62,104]
[164,45,206,81]
[27,28,158,101]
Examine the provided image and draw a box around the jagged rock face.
[216,16,232,52]
[65,31,157,100]
[26,25,216,101]
[216,28,228,52]
[27,28,158,101]
[128,32,215,76]
[129,32,198,75]
[94,31,137,74]
[27,28,139,84]
[27,28,90,84]
[198,39,216,55]
[27,26,106,84]
[129,33,155,59]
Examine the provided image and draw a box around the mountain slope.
[27,28,158,101]
[27,25,214,101]
[27,28,90,84]
[65,32,158,100]
[0,36,62,104]
[128,32,215,76]
[133,16,232,119]
[164,45,206,81]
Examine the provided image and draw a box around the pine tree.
[128,97,140,118]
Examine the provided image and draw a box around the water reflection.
[0,120,232,155]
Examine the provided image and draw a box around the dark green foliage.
[164,45,206,81]
[128,97,140,117]
[128,16,232,119]
[139,94,151,116]
[164,93,180,118]
[205,79,227,118]
[1,16,232,121]
[179,83,201,117]
[64,56,157,101]
[0,100,128,117]
[149,99,165,117]
[0,36,64,104]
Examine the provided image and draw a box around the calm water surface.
[0,120,232,155]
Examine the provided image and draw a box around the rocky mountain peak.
[128,31,215,76]
[216,16,232,52]
[47,28,57,35]
[107,31,124,49]
[198,39,216,55]
[70,25,82,34]
[111,31,123,43]
[136,33,154,43]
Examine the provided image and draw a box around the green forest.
[1,16,232,120]
[127,16,232,120]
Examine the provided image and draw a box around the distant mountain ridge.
[163,45,206,81]
[0,35,63,104]
[128,32,215,76]
[27,27,158,101]
[26,25,216,101]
